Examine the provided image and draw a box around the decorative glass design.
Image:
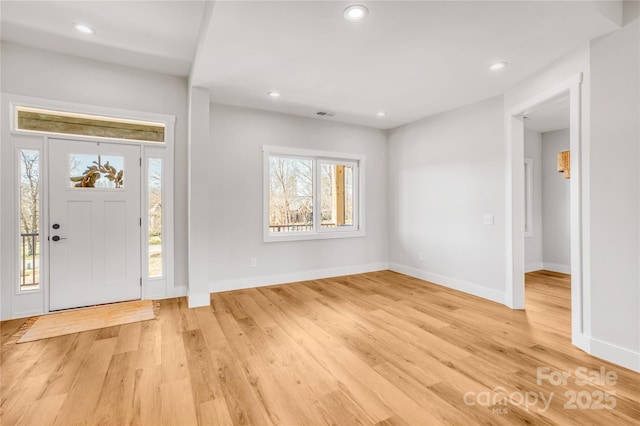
[69,154,125,189]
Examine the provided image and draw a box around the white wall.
[0,42,189,318]
[524,129,543,271]
[387,96,506,303]
[207,104,388,291]
[504,5,639,370]
[187,87,211,307]
[589,1,639,361]
[541,129,571,272]
[524,127,573,275]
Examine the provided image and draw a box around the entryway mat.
[5,300,158,345]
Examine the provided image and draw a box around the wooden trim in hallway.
[1,270,639,425]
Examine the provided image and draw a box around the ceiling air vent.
[316,111,334,117]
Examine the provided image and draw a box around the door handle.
[51,236,67,242]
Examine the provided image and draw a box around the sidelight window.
[148,158,163,278]
[18,149,41,291]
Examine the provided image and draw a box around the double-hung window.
[263,146,365,242]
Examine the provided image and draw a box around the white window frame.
[15,142,44,294]
[145,155,165,280]
[141,145,173,299]
[263,145,365,243]
[316,159,360,234]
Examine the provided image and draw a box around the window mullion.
[313,158,320,232]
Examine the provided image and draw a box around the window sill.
[264,229,366,243]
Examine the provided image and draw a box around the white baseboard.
[524,262,571,274]
[187,290,211,308]
[388,263,506,306]
[572,332,590,353]
[543,262,571,274]
[588,336,640,373]
[209,262,389,293]
[525,262,544,272]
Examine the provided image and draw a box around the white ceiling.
[1,1,623,129]
[192,1,622,129]
[0,0,206,76]
[524,93,570,134]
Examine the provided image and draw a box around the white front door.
[49,139,141,311]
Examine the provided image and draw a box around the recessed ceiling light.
[267,91,281,98]
[489,61,509,71]
[344,5,369,21]
[74,23,95,35]
[377,111,386,117]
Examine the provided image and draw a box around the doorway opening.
[522,94,572,337]
[505,74,588,350]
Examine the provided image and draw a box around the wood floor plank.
[182,328,219,424]
[15,394,67,426]
[134,316,161,369]
[160,378,198,426]
[1,338,51,399]
[52,337,118,425]
[199,398,234,426]
[318,389,377,425]
[0,372,51,426]
[2,270,639,425]
[114,321,142,354]
[372,361,473,425]
[208,347,274,426]
[130,364,162,426]
[37,331,100,399]
[91,351,137,425]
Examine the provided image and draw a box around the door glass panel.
[148,158,163,278]
[19,149,40,291]
[69,154,125,188]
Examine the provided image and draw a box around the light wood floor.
[1,270,639,425]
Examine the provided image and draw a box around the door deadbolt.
[52,223,60,229]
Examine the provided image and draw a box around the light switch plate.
[483,214,494,225]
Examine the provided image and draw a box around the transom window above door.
[14,106,166,143]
